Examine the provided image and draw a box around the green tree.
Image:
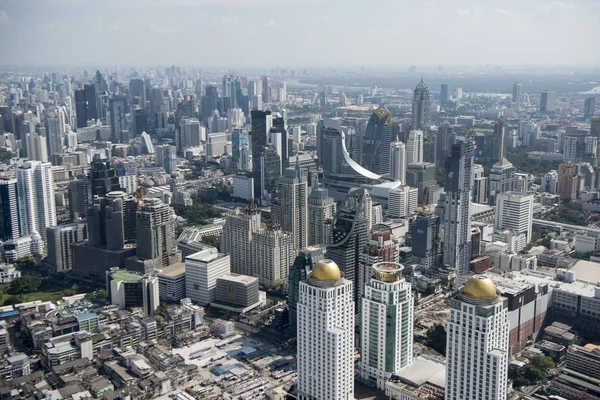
[201,235,221,251]
[523,355,554,383]
[8,276,43,295]
[3,295,23,306]
[426,324,447,356]
[86,290,108,304]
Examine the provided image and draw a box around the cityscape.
[0,1,600,400]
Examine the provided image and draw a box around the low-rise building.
[566,344,600,380]
[385,356,445,400]
[0,263,20,284]
[154,262,186,302]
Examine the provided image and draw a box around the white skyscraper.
[251,225,294,288]
[495,192,534,244]
[390,141,407,183]
[16,161,56,244]
[273,161,308,250]
[185,248,231,306]
[359,262,413,390]
[387,186,418,218]
[25,133,49,162]
[45,107,65,157]
[446,276,509,400]
[308,181,336,247]
[406,130,423,165]
[297,259,354,400]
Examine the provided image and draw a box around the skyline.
[1,0,600,67]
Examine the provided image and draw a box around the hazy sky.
[0,0,599,68]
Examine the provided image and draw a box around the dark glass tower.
[89,156,122,198]
[287,246,325,331]
[410,213,441,268]
[412,79,431,130]
[0,178,20,241]
[75,84,97,128]
[361,106,392,175]
[251,110,272,204]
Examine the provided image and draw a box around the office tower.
[135,198,178,268]
[472,164,488,204]
[387,186,418,218]
[16,161,56,243]
[483,119,506,164]
[361,106,392,175]
[406,130,424,165]
[297,259,354,400]
[326,189,369,306]
[308,180,336,246]
[436,121,454,167]
[411,213,441,268]
[251,110,273,203]
[45,107,65,157]
[443,139,474,276]
[132,108,147,136]
[232,127,250,171]
[89,156,122,197]
[446,276,509,400]
[257,147,281,205]
[288,246,325,331]
[129,78,146,107]
[25,133,49,162]
[269,122,289,172]
[488,158,515,206]
[390,141,406,183]
[412,79,431,130]
[220,205,262,276]
[185,248,231,306]
[0,178,20,241]
[440,83,449,105]
[518,121,540,147]
[109,96,127,143]
[74,84,97,128]
[584,97,596,119]
[68,176,91,221]
[540,90,556,113]
[106,269,160,317]
[252,225,294,288]
[359,262,413,390]
[495,192,534,243]
[512,82,521,111]
[261,76,272,104]
[164,145,177,174]
[46,223,87,272]
[273,160,308,250]
[557,162,578,200]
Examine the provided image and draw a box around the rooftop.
[507,270,598,297]
[110,270,143,282]
[570,260,600,284]
[395,355,445,388]
[218,274,258,284]
[155,262,186,277]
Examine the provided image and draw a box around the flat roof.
[218,274,257,284]
[570,260,600,284]
[156,262,185,277]
[397,356,446,388]
[471,202,494,215]
[110,270,143,282]
[186,248,224,263]
[506,270,598,297]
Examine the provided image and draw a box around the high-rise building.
[25,132,49,162]
[46,223,87,272]
[308,180,336,247]
[74,84,97,128]
[251,110,273,203]
[488,158,515,206]
[0,178,20,241]
[359,229,398,303]
[109,96,127,143]
[406,162,439,206]
[164,145,177,174]
[45,107,65,157]
[495,192,534,244]
[185,248,231,306]
[89,156,122,198]
[584,97,596,119]
[251,225,294,288]
[540,90,556,113]
[359,262,413,390]
[361,106,392,175]
[16,161,56,243]
[129,78,146,108]
[406,130,424,165]
[106,268,160,318]
[288,246,325,331]
[440,83,449,105]
[557,162,578,200]
[297,260,354,400]
[273,160,308,250]
[387,185,418,218]
[443,139,474,276]
[412,79,431,130]
[390,140,407,183]
[446,276,509,400]
[472,164,488,204]
[180,118,204,150]
[257,146,281,205]
[327,189,369,306]
[411,213,441,268]
[220,205,262,276]
[135,198,178,268]
[232,127,250,171]
[512,82,521,111]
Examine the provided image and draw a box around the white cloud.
[540,1,576,11]
[0,11,8,26]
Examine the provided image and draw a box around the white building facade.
[185,248,231,306]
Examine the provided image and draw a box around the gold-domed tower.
[310,259,342,281]
[463,275,498,299]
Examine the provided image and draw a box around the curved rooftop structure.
[463,275,497,299]
[311,259,342,281]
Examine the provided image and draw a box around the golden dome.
[463,276,497,298]
[311,259,341,281]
